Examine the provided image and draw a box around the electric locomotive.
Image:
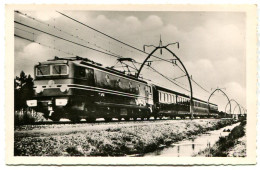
[26,56,153,122]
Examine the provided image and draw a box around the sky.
[14,10,246,113]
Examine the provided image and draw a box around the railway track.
[15,118,221,136]
[19,116,218,126]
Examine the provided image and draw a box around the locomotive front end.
[26,59,73,121]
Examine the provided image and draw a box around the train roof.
[38,56,147,84]
[155,85,217,106]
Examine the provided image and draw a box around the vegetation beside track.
[14,119,236,156]
[195,118,246,157]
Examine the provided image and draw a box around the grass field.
[14,119,236,156]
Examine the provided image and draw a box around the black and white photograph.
[5,4,257,165]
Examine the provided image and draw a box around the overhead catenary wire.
[14,23,140,72]
[15,21,123,60]
[191,78,210,93]
[16,11,211,97]
[15,34,75,56]
[15,11,124,59]
[15,23,202,98]
[57,11,211,94]
[147,65,190,93]
[17,10,210,95]
[56,11,184,64]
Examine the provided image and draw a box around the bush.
[14,108,36,125]
[66,146,84,156]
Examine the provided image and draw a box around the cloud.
[34,11,60,21]
[143,15,163,30]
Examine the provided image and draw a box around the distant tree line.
[14,71,34,110]
[14,71,35,125]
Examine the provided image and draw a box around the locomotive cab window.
[36,65,50,76]
[52,65,68,75]
[79,67,86,77]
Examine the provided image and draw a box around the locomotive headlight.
[26,100,37,107]
[60,85,69,93]
[55,99,68,106]
[35,85,43,93]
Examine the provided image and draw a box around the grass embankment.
[14,119,236,156]
[196,119,246,157]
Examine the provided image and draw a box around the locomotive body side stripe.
[69,84,146,99]
[69,86,145,99]
[38,83,151,100]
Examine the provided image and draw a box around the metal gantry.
[137,37,194,118]
[225,99,242,116]
[207,88,231,116]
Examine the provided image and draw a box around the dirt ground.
[14,118,236,156]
